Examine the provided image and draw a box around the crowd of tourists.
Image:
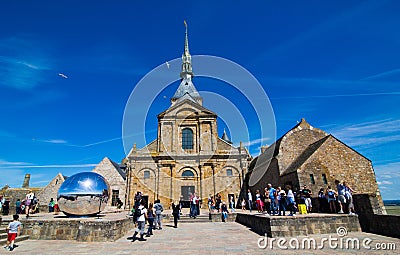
[242,180,356,216]
[130,191,166,242]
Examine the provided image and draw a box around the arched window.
[144,170,150,179]
[226,169,233,176]
[182,128,193,149]
[182,170,195,177]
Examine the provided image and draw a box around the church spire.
[171,21,202,106]
[180,20,193,79]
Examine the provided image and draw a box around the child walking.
[4,214,21,251]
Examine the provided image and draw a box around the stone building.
[124,25,251,208]
[36,173,66,209]
[92,157,126,207]
[242,118,386,214]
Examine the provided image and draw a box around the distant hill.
[384,200,400,206]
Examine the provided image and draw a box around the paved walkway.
[1,220,399,255]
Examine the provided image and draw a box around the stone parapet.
[235,213,361,237]
[1,213,135,242]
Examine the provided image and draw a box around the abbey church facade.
[123,26,251,207]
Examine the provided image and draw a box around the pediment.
[158,99,216,118]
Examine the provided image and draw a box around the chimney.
[22,174,30,188]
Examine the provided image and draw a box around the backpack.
[154,203,163,214]
[133,207,143,222]
[328,190,335,199]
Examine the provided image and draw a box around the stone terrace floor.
[1,211,399,254]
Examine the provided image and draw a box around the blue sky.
[0,1,399,200]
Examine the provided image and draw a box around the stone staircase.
[0,219,30,246]
[0,227,30,246]
[165,214,211,223]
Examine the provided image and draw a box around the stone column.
[199,165,203,200]
[169,164,174,203]
[156,163,161,200]
[211,164,216,197]
[124,162,132,209]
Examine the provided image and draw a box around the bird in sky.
[166,61,170,69]
[58,73,68,79]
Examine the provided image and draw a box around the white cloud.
[0,159,31,166]
[377,181,393,185]
[0,36,53,90]
[234,137,270,148]
[328,119,400,148]
[43,139,68,144]
[361,68,400,81]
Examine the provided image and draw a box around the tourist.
[216,193,222,212]
[335,180,346,213]
[116,198,123,209]
[208,194,212,212]
[300,185,313,213]
[267,184,277,215]
[53,202,60,215]
[286,185,296,216]
[277,187,286,216]
[247,189,253,212]
[209,196,215,212]
[264,187,271,215]
[0,195,4,214]
[32,198,39,214]
[241,199,246,211]
[179,196,184,216]
[15,199,21,215]
[146,203,155,237]
[25,190,34,218]
[48,198,55,213]
[255,190,264,212]
[229,195,236,212]
[171,201,180,228]
[317,188,328,213]
[134,191,142,208]
[343,181,356,215]
[190,193,198,218]
[131,200,147,242]
[154,199,164,230]
[195,193,200,216]
[4,214,21,251]
[221,202,229,222]
[326,186,337,213]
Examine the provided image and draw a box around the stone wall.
[235,213,361,237]
[362,214,400,239]
[19,217,134,242]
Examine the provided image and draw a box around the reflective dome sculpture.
[57,172,110,216]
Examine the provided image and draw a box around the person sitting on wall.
[221,202,229,222]
[116,198,123,209]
